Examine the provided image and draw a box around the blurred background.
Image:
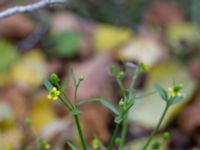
[0,0,200,149]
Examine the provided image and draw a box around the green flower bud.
[151,141,161,150]
[115,138,122,145]
[79,75,85,81]
[25,118,32,126]
[119,100,124,108]
[117,71,125,80]
[162,132,170,141]
[50,73,59,84]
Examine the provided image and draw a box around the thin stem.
[108,123,120,150]
[74,114,87,150]
[56,84,73,107]
[59,96,72,111]
[118,114,128,150]
[142,104,169,150]
[116,79,126,98]
[128,69,139,98]
[30,127,41,150]
[63,93,74,107]
[74,81,81,104]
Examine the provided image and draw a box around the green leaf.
[154,84,168,101]
[100,99,119,115]
[69,66,77,86]
[43,80,54,91]
[60,79,69,93]
[170,96,184,105]
[114,115,123,124]
[0,39,18,73]
[49,31,82,58]
[110,64,118,75]
[67,141,78,150]
[70,108,80,115]
[77,98,119,115]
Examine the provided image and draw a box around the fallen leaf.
[11,50,48,90]
[143,1,183,27]
[129,62,196,129]
[116,35,168,66]
[0,14,36,39]
[94,24,132,51]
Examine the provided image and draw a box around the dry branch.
[0,0,67,20]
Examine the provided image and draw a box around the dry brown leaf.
[177,88,200,134]
[0,14,36,39]
[143,2,183,27]
[190,59,200,82]
[0,87,27,124]
[67,53,118,143]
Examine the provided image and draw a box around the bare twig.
[0,0,67,20]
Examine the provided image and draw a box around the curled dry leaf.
[0,14,36,39]
[67,53,118,143]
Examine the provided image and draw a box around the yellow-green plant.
[43,63,184,150]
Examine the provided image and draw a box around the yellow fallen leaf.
[127,135,168,150]
[30,92,58,132]
[129,62,196,128]
[166,23,200,52]
[11,50,47,90]
[117,37,166,66]
[94,24,132,51]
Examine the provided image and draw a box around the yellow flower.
[140,63,149,72]
[168,84,183,97]
[48,87,60,100]
[44,143,50,149]
[92,138,99,149]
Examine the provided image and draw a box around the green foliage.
[43,65,185,150]
[24,118,32,127]
[69,65,77,86]
[77,98,119,115]
[48,31,82,58]
[43,80,54,91]
[50,73,59,85]
[60,78,69,93]
[67,141,78,150]
[154,84,168,101]
[0,39,18,72]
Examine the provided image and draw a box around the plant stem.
[119,113,128,150]
[108,123,120,150]
[59,96,72,111]
[74,81,80,104]
[142,104,169,150]
[74,114,87,150]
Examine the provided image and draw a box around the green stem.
[74,81,81,104]
[74,114,87,150]
[59,96,72,111]
[119,113,128,150]
[108,123,120,150]
[142,104,169,150]
[128,69,139,98]
[56,84,73,107]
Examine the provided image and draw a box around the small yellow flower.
[168,84,183,97]
[48,87,60,100]
[44,143,50,149]
[92,138,99,149]
[140,63,149,72]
